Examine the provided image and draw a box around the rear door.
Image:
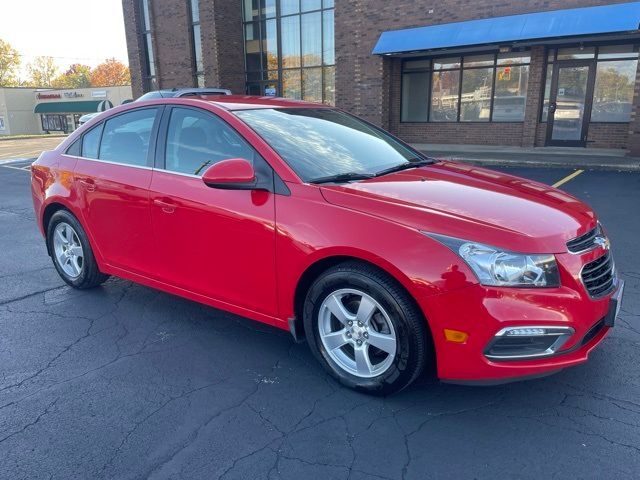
[148,106,278,316]
[73,107,161,275]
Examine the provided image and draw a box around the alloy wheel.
[318,288,397,378]
[53,222,84,278]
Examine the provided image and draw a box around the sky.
[0,0,129,76]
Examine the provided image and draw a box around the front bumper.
[421,273,622,384]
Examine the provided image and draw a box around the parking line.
[1,165,30,172]
[552,169,584,188]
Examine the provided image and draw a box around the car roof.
[194,95,333,111]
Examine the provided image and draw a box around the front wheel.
[303,262,430,395]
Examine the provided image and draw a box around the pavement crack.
[0,397,59,444]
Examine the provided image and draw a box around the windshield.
[234,108,425,182]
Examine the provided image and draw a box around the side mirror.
[202,158,256,190]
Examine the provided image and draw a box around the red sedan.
[31,96,623,394]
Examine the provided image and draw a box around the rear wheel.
[303,261,430,395]
[47,210,109,289]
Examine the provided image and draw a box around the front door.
[149,106,278,317]
[546,61,596,147]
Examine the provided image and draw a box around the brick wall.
[122,0,145,99]
[199,0,245,94]
[150,0,194,89]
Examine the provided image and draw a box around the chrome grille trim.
[580,251,616,298]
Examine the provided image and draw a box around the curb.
[423,155,640,172]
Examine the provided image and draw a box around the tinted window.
[65,139,81,156]
[165,107,256,176]
[82,124,103,159]
[99,108,157,166]
[235,108,420,181]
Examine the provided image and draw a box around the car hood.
[319,161,597,254]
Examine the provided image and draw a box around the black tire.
[303,261,430,395]
[46,209,109,289]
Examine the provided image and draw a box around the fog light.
[485,326,574,360]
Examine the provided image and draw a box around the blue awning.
[372,2,640,55]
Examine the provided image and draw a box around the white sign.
[91,90,107,98]
[0,116,5,131]
[265,87,276,97]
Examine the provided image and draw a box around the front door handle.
[549,103,557,113]
[78,178,96,192]
[153,198,176,214]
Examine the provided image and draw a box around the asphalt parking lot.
[0,158,639,479]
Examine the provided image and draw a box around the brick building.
[122,1,640,155]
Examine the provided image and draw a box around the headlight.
[425,233,560,287]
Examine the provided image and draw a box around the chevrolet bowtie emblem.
[594,235,611,250]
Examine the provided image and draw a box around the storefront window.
[542,45,638,123]
[401,72,429,122]
[592,59,637,122]
[431,70,460,121]
[460,67,493,121]
[493,64,529,122]
[243,0,335,104]
[402,51,530,123]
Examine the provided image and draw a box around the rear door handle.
[153,198,176,214]
[78,178,96,192]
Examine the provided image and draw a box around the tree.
[90,58,130,86]
[52,63,92,88]
[25,56,58,87]
[0,38,21,86]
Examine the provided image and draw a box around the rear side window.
[81,124,103,159]
[164,107,256,176]
[99,108,158,166]
[65,139,81,156]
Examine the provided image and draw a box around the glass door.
[546,61,596,147]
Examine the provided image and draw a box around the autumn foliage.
[90,58,130,87]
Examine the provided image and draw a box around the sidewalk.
[412,143,640,171]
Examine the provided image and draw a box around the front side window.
[165,107,256,176]
[99,108,158,166]
[235,108,422,181]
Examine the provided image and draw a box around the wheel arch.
[41,200,102,267]
[292,252,434,349]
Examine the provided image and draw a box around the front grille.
[581,251,615,298]
[567,227,598,253]
[581,318,606,346]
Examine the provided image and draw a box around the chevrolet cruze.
[31,96,623,394]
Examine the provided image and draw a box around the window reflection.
[243,0,335,105]
[431,70,460,121]
[460,68,493,121]
[592,59,637,122]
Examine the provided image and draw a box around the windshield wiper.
[374,158,434,178]
[309,172,375,184]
